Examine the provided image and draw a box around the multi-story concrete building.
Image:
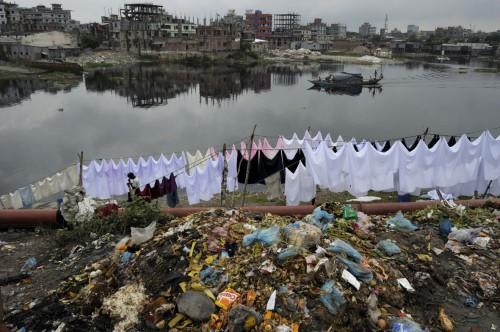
[327,23,347,40]
[359,22,376,38]
[245,10,272,40]
[0,1,75,33]
[308,18,327,38]
[407,24,419,34]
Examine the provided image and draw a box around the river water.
[1,61,500,193]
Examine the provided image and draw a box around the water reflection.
[0,78,75,107]
[83,63,365,108]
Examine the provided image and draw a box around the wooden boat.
[309,72,383,88]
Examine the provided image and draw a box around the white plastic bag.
[130,221,157,245]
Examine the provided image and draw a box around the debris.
[319,280,346,315]
[342,204,358,220]
[177,291,215,321]
[259,260,277,274]
[216,289,240,311]
[20,257,37,273]
[367,293,381,323]
[284,221,322,248]
[101,283,147,332]
[327,239,362,262]
[266,290,277,311]
[391,317,425,332]
[386,211,418,231]
[227,305,262,332]
[242,227,280,247]
[337,256,372,282]
[439,218,453,237]
[376,239,401,256]
[397,278,415,292]
[438,308,454,332]
[341,269,361,290]
[130,221,157,245]
[417,254,433,262]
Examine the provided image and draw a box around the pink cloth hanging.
[240,141,259,160]
[261,138,283,159]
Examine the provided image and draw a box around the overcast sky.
[14,0,500,32]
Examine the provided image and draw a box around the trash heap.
[6,202,500,331]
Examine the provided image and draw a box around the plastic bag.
[200,266,227,286]
[21,257,37,273]
[342,204,358,220]
[283,221,321,248]
[386,212,418,231]
[448,228,482,244]
[242,226,280,247]
[311,207,335,230]
[337,256,373,283]
[352,212,373,234]
[391,317,425,332]
[376,239,401,256]
[319,280,346,315]
[277,247,300,262]
[227,305,262,332]
[130,221,157,245]
[438,218,453,237]
[327,239,362,263]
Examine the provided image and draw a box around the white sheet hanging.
[285,161,316,206]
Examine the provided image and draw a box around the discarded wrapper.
[215,289,240,311]
[266,290,277,311]
[342,269,361,290]
[397,278,415,292]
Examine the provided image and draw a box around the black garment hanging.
[283,149,306,174]
[258,150,285,183]
[381,141,391,152]
[237,150,261,184]
[448,136,457,147]
[427,135,440,149]
[402,136,421,151]
[409,136,421,151]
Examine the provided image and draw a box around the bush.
[80,32,103,49]
[55,198,173,245]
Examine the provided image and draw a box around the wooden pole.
[241,125,257,207]
[221,144,228,207]
[78,151,84,187]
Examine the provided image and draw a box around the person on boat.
[374,69,378,79]
[127,172,140,202]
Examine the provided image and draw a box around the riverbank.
[0,63,81,90]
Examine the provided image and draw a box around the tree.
[80,32,102,49]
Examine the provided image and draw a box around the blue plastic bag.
[310,207,335,231]
[391,317,425,332]
[386,212,418,231]
[277,247,300,262]
[319,280,346,315]
[439,218,453,237]
[21,257,37,273]
[337,256,373,283]
[327,239,362,263]
[200,266,226,286]
[376,239,401,256]
[242,226,280,247]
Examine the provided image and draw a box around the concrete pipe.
[1,199,499,229]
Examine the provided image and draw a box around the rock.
[176,291,215,321]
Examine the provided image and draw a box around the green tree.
[80,32,102,49]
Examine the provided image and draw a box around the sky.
[12,0,500,32]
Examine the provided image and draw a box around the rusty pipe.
[1,199,499,229]
[0,209,56,229]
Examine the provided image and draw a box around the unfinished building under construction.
[120,3,165,52]
[273,13,301,34]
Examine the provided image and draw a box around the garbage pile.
[270,48,322,60]
[5,202,499,331]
